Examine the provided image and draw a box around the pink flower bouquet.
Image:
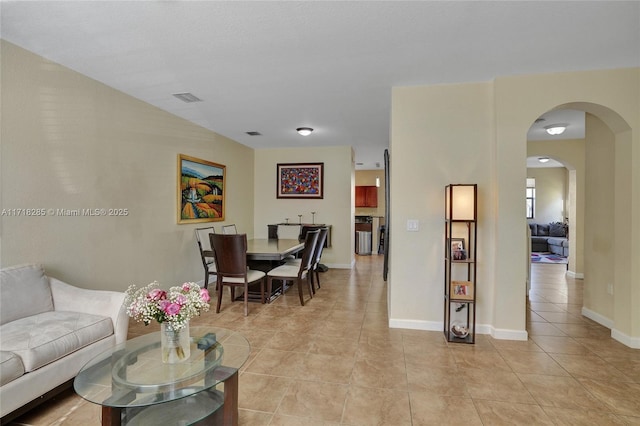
[124,281,210,330]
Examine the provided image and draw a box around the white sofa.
[0,264,129,422]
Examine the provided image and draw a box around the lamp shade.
[445,184,477,221]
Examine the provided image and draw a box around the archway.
[524,102,633,346]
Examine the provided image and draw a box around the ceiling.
[2,2,639,170]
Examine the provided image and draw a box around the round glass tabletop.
[74,327,250,409]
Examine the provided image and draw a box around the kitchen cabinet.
[355,186,378,207]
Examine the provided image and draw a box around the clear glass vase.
[160,321,190,363]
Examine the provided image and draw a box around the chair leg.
[260,278,265,304]
[216,280,223,313]
[309,271,316,294]
[230,287,235,302]
[297,278,305,306]
[243,284,249,316]
[315,269,321,289]
[307,275,314,300]
[204,273,209,290]
[267,277,275,303]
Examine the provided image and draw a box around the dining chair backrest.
[300,229,320,273]
[209,233,248,277]
[195,226,215,254]
[312,227,329,265]
[222,224,238,234]
[277,224,301,240]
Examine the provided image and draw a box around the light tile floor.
[9,257,640,425]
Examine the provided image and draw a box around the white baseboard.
[388,319,528,341]
[611,329,640,349]
[581,307,614,329]
[489,326,528,341]
[582,307,640,349]
[389,319,441,331]
[567,270,584,279]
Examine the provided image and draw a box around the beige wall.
[525,167,567,225]
[0,41,255,290]
[253,146,354,268]
[391,68,640,347]
[389,81,498,334]
[583,114,616,321]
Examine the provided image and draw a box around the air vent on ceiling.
[172,93,202,103]
[246,131,262,136]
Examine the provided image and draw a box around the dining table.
[245,238,304,261]
[239,238,305,302]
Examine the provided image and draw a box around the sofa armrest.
[49,278,129,345]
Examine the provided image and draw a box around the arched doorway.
[524,102,633,346]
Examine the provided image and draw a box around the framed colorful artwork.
[178,154,225,224]
[276,163,324,199]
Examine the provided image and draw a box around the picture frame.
[450,238,466,260]
[178,154,225,224]
[277,163,324,199]
[451,280,474,301]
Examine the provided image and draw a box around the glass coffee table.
[74,327,249,426]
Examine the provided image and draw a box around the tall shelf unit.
[444,184,477,344]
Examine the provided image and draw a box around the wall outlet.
[607,283,614,295]
[406,219,419,232]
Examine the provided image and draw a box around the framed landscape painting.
[277,163,324,199]
[178,154,225,224]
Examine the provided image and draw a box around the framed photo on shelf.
[451,280,474,301]
[450,238,466,260]
[277,163,324,199]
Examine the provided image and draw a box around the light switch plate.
[407,219,419,231]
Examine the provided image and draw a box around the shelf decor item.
[444,184,477,344]
[124,281,211,363]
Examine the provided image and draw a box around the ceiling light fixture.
[538,157,550,163]
[544,124,567,135]
[296,127,313,136]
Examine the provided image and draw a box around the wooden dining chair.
[267,229,319,306]
[194,226,216,289]
[310,227,329,292]
[209,233,265,316]
[286,227,328,293]
[221,224,238,234]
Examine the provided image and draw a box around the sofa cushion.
[0,351,25,386]
[547,237,567,247]
[549,222,566,237]
[536,224,550,236]
[1,264,53,325]
[0,311,113,372]
[528,223,538,236]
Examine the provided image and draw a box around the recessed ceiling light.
[296,127,313,136]
[544,124,567,135]
[172,92,202,103]
[538,157,550,163]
